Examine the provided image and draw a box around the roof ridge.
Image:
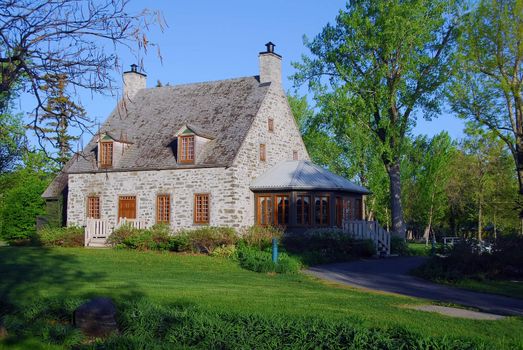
[148,75,259,91]
[289,160,303,187]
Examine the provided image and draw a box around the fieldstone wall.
[67,166,239,229]
[122,71,146,100]
[67,80,309,230]
[229,83,310,227]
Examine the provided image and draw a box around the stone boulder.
[74,297,118,337]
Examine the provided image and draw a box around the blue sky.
[21,0,466,147]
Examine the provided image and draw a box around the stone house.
[42,43,370,241]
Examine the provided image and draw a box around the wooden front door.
[118,196,136,220]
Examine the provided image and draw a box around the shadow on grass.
[0,247,147,348]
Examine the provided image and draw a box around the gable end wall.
[230,83,310,227]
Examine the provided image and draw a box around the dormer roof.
[67,76,269,173]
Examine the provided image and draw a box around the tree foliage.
[0,0,164,150]
[293,0,460,236]
[37,75,88,166]
[0,152,54,241]
[448,0,523,203]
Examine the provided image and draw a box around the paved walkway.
[306,257,523,316]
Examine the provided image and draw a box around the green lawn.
[1,247,522,348]
[438,278,523,300]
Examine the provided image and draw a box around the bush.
[108,224,173,251]
[282,228,375,265]
[36,226,84,247]
[0,169,48,242]
[240,225,283,250]
[413,236,523,282]
[210,244,237,258]
[391,236,409,255]
[178,226,237,254]
[236,245,301,273]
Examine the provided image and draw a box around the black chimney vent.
[130,64,138,72]
[265,42,275,53]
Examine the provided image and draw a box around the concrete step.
[87,238,109,248]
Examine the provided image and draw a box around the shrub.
[36,226,84,247]
[391,236,409,255]
[108,224,173,251]
[413,236,523,282]
[210,244,237,258]
[178,226,237,254]
[240,225,283,250]
[0,170,48,242]
[282,228,375,265]
[236,245,301,273]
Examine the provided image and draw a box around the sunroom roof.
[250,160,370,194]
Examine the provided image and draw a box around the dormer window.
[100,141,113,168]
[179,135,195,163]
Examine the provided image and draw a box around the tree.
[294,0,460,236]
[401,133,454,242]
[0,0,164,148]
[0,151,53,241]
[448,0,523,213]
[38,75,88,166]
[0,112,25,173]
[461,125,519,239]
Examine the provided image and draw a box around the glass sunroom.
[250,160,370,233]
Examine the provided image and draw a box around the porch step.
[86,238,109,248]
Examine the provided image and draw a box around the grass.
[0,247,522,348]
[434,278,523,300]
[407,242,432,256]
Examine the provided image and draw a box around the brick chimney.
[259,42,282,85]
[123,64,146,100]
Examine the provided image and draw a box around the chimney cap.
[259,41,282,58]
[124,63,147,77]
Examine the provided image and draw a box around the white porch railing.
[84,217,148,247]
[85,218,112,246]
[342,220,391,256]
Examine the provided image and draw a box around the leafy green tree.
[38,75,88,166]
[0,112,25,173]
[294,0,460,236]
[401,133,454,242]
[0,152,53,241]
[448,0,523,211]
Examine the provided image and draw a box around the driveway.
[307,257,523,316]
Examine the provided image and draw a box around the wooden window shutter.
[259,144,266,161]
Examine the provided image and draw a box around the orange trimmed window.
[296,195,310,225]
[256,195,273,225]
[335,197,344,227]
[194,193,209,224]
[314,195,329,226]
[179,135,195,163]
[157,194,170,224]
[275,195,289,225]
[259,144,266,161]
[268,118,274,132]
[100,142,113,167]
[87,196,100,219]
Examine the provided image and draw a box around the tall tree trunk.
[478,192,483,241]
[387,160,405,238]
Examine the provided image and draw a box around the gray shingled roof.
[66,76,270,173]
[250,160,370,194]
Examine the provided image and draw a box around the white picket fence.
[84,218,148,247]
[343,220,391,256]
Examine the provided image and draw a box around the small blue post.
[272,238,278,263]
